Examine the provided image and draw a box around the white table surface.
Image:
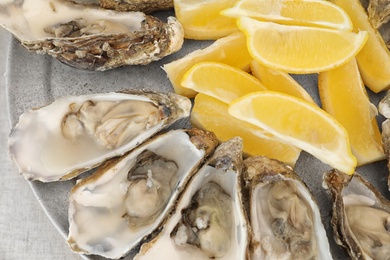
[0,29,82,260]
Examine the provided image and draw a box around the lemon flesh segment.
[181,61,267,103]
[174,0,238,40]
[331,0,390,93]
[318,58,385,166]
[250,60,316,104]
[228,91,357,174]
[222,0,352,31]
[163,32,253,98]
[237,17,368,74]
[191,93,301,166]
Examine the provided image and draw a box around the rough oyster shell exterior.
[67,0,174,13]
[0,0,183,70]
[367,0,390,29]
[378,90,390,190]
[381,119,390,190]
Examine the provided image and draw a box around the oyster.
[324,170,390,260]
[378,91,390,190]
[381,119,390,190]
[135,137,250,259]
[67,128,218,259]
[67,0,173,13]
[8,90,191,182]
[367,0,390,29]
[243,156,332,260]
[0,0,183,70]
[378,90,390,119]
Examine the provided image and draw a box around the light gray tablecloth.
[0,29,82,260]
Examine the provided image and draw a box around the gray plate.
[5,11,390,260]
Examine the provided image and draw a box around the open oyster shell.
[67,128,218,259]
[67,0,173,13]
[0,0,183,70]
[134,137,250,260]
[8,90,191,182]
[324,170,390,260]
[243,156,332,260]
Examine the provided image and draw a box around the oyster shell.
[243,156,332,260]
[324,170,390,260]
[378,90,390,119]
[67,0,173,13]
[381,119,390,190]
[8,90,191,182]
[67,128,218,259]
[378,91,390,190]
[134,137,250,259]
[367,0,390,29]
[0,0,183,70]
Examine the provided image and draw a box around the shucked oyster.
[135,137,250,260]
[324,170,390,260]
[67,129,218,259]
[67,0,173,13]
[243,156,332,260]
[0,0,183,70]
[8,90,190,182]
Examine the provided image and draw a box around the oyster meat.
[0,0,183,70]
[67,128,218,259]
[243,156,332,260]
[8,90,190,182]
[67,0,173,13]
[135,137,250,259]
[324,170,390,260]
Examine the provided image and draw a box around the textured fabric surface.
[0,30,82,260]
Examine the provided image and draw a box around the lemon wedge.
[318,58,385,165]
[331,0,390,93]
[237,17,368,74]
[181,61,267,103]
[228,91,357,174]
[191,93,301,166]
[222,0,352,31]
[163,32,252,98]
[250,60,315,104]
[174,0,237,40]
